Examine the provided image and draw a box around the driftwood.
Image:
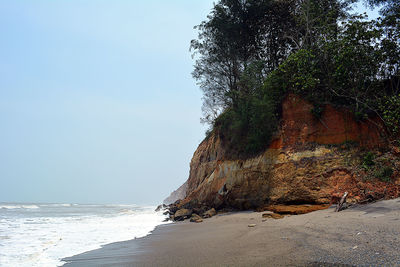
[335,191,348,212]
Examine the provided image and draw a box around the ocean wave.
[118,208,135,214]
[40,204,72,207]
[104,204,138,208]
[0,205,170,267]
[0,204,40,209]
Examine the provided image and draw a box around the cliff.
[163,181,188,205]
[171,94,400,210]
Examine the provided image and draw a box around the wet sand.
[63,198,400,266]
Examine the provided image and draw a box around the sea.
[0,202,169,267]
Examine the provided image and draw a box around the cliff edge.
[170,94,400,210]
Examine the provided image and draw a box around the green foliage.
[191,0,295,124]
[359,150,395,182]
[366,0,400,24]
[290,0,354,50]
[331,17,382,90]
[375,166,394,182]
[214,62,279,157]
[354,111,368,122]
[273,49,320,95]
[362,152,376,169]
[380,94,400,135]
[214,99,278,156]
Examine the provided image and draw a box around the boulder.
[168,205,179,214]
[190,213,203,223]
[155,204,167,212]
[193,205,209,216]
[174,208,193,221]
[163,210,171,216]
[155,205,162,212]
[203,208,217,218]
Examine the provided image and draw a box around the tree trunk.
[335,191,348,212]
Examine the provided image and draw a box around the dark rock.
[174,208,193,221]
[193,206,208,216]
[190,213,203,223]
[203,208,216,218]
[155,204,167,212]
[180,199,199,210]
[168,205,179,214]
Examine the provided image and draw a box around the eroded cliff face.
[174,94,400,210]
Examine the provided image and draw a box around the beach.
[63,198,400,266]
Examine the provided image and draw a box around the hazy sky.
[0,0,214,205]
[0,1,377,205]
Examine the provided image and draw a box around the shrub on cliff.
[262,49,321,101]
[214,61,279,157]
[380,94,400,135]
[214,96,278,156]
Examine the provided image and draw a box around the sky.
[0,1,377,205]
[0,0,214,205]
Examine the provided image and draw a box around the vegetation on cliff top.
[191,0,400,157]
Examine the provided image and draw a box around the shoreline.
[63,198,400,266]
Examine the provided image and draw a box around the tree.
[366,0,399,19]
[283,0,354,51]
[365,0,400,94]
[191,0,294,124]
[192,0,400,154]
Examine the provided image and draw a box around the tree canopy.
[191,0,400,157]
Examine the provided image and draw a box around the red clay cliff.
[165,94,400,210]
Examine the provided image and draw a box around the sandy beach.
[63,198,400,266]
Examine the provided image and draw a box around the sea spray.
[0,203,169,267]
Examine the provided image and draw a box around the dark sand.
[63,198,400,267]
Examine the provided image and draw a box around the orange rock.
[262,212,284,219]
[170,94,399,211]
[264,205,330,215]
[280,94,386,149]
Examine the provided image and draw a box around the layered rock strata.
[169,94,400,211]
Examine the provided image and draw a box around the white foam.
[0,205,169,267]
[0,204,40,209]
